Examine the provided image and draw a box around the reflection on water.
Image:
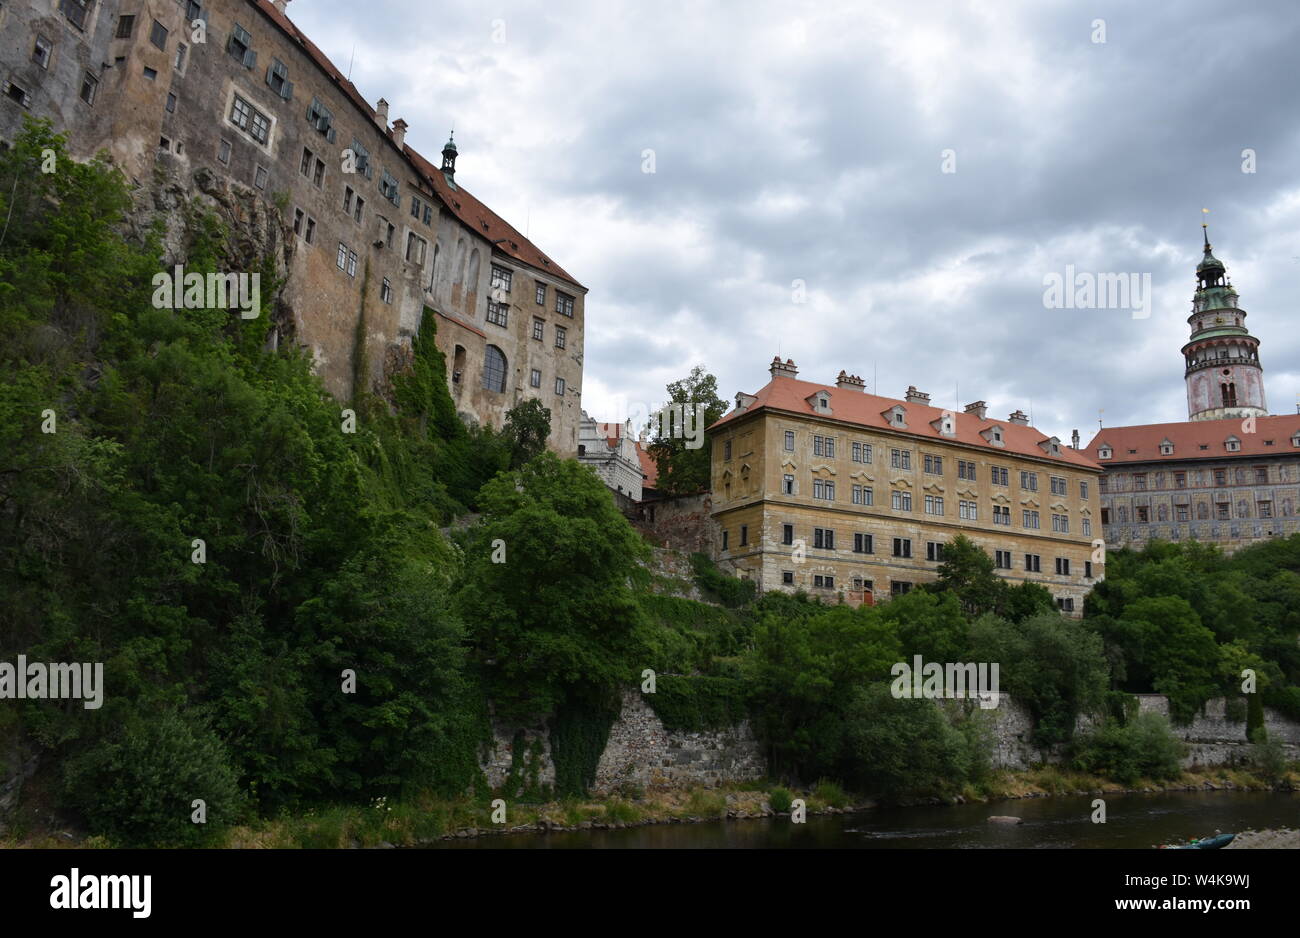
[430,791,1299,849]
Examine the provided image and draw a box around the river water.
[431,791,1298,848]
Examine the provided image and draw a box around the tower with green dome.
[1182,227,1268,422]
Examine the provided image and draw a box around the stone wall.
[590,688,765,795]
[631,493,720,555]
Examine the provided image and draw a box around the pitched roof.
[1085,415,1300,464]
[711,374,1102,470]
[250,0,582,289]
[636,441,659,489]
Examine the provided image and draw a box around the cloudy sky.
[292,0,1300,441]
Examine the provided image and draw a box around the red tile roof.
[712,373,1102,470]
[1085,415,1300,464]
[636,442,659,489]
[250,0,582,289]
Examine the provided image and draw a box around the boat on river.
[1157,832,1235,849]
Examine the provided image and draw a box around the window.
[79,71,98,106]
[991,466,1009,486]
[343,186,354,214]
[958,459,977,481]
[722,531,729,551]
[1214,469,1227,486]
[532,319,544,341]
[813,435,835,458]
[217,138,231,164]
[166,92,176,114]
[266,58,293,100]
[1255,467,1269,484]
[1055,558,1071,576]
[813,528,834,550]
[739,525,748,547]
[304,216,316,244]
[959,500,977,520]
[406,233,427,265]
[60,0,91,31]
[1020,470,1038,491]
[1259,501,1273,519]
[853,533,873,554]
[300,148,314,177]
[482,346,507,392]
[993,505,1011,526]
[924,454,943,474]
[782,571,794,585]
[1052,513,1069,533]
[851,484,872,505]
[852,441,873,463]
[353,196,365,223]
[1176,506,1189,522]
[486,302,509,327]
[891,490,912,511]
[410,195,423,219]
[1100,508,1110,524]
[529,369,541,388]
[491,265,513,292]
[115,15,136,38]
[379,170,400,205]
[150,19,168,50]
[1080,480,1089,499]
[892,537,912,558]
[1173,472,1187,489]
[1022,510,1040,529]
[1085,561,1093,579]
[1057,598,1075,613]
[555,377,566,396]
[227,23,256,69]
[336,242,348,270]
[723,440,732,460]
[229,94,270,144]
[1082,517,1092,537]
[174,43,187,72]
[813,479,835,501]
[535,283,546,305]
[891,581,913,596]
[890,448,911,470]
[1133,473,1147,491]
[924,494,944,515]
[782,524,794,545]
[346,250,357,277]
[555,325,566,349]
[143,66,158,81]
[556,292,575,317]
[1050,476,1067,496]
[254,165,267,189]
[349,139,372,178]
[784,430,795,452]
[1024,554,1041,573]
[33,35,52,69]
[852,578,874,592]
[782,474,794,495]
[813,575,834,589]
[1135,506,1149,523]
[994,550,1012,570]
[926,541,945,562]
[312,157,325,187]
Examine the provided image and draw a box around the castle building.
[0,0,586,452]
[578,413,644,502]
[709,358,1104,613]
[1087,230,1300,553]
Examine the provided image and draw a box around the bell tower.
[1182,227,1267,421]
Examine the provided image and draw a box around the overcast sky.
[291,0,1300,440]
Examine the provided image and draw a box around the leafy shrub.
[689,552,756,608]
[62,708,243,847]
[768,787,794,813]
[812,778,849,808]
[1068,712,1186,785]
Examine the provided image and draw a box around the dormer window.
[1159,438,1174,456]
[1038,436,1061,456]
[931,413,956,437]
[1292,434,1300,448]
[807,390,832,415]
[1225,435,1241,453]
[1098,446,1112,460]
[883,404,907,428]
[980,424,1006,447]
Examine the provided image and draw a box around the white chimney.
[835,370,865,391]
[904,386,931,405]
[374,98,389,129]
[964,400,988,420]
[769,356,798,380]
[391,118,407,150]
[1009,409,1030,426]
[272,0,290,13]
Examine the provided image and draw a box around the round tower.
[1182,227,1267,421]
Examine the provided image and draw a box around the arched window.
[482,345,506,392]
[467,248,481,291]
[452,238,467,285]
[452,344,466,384]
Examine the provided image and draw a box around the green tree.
[645,365,727,495]
[502,397,552,468]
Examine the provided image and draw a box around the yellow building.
[708,358,1105,613]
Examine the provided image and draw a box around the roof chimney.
[272,0,290,12]
[963,400,988,420]
[835,370,865,391]
[769,356,798,380]
[904,386,931,405]
[391,118,407,150]
[374,98,389,130]
[1071,429,1081,450]
[1009,409,1030,426]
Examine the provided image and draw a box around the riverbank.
[1225,828,1300,848]
[6,763,1293,849]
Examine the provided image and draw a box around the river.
[430,791,1298,848]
